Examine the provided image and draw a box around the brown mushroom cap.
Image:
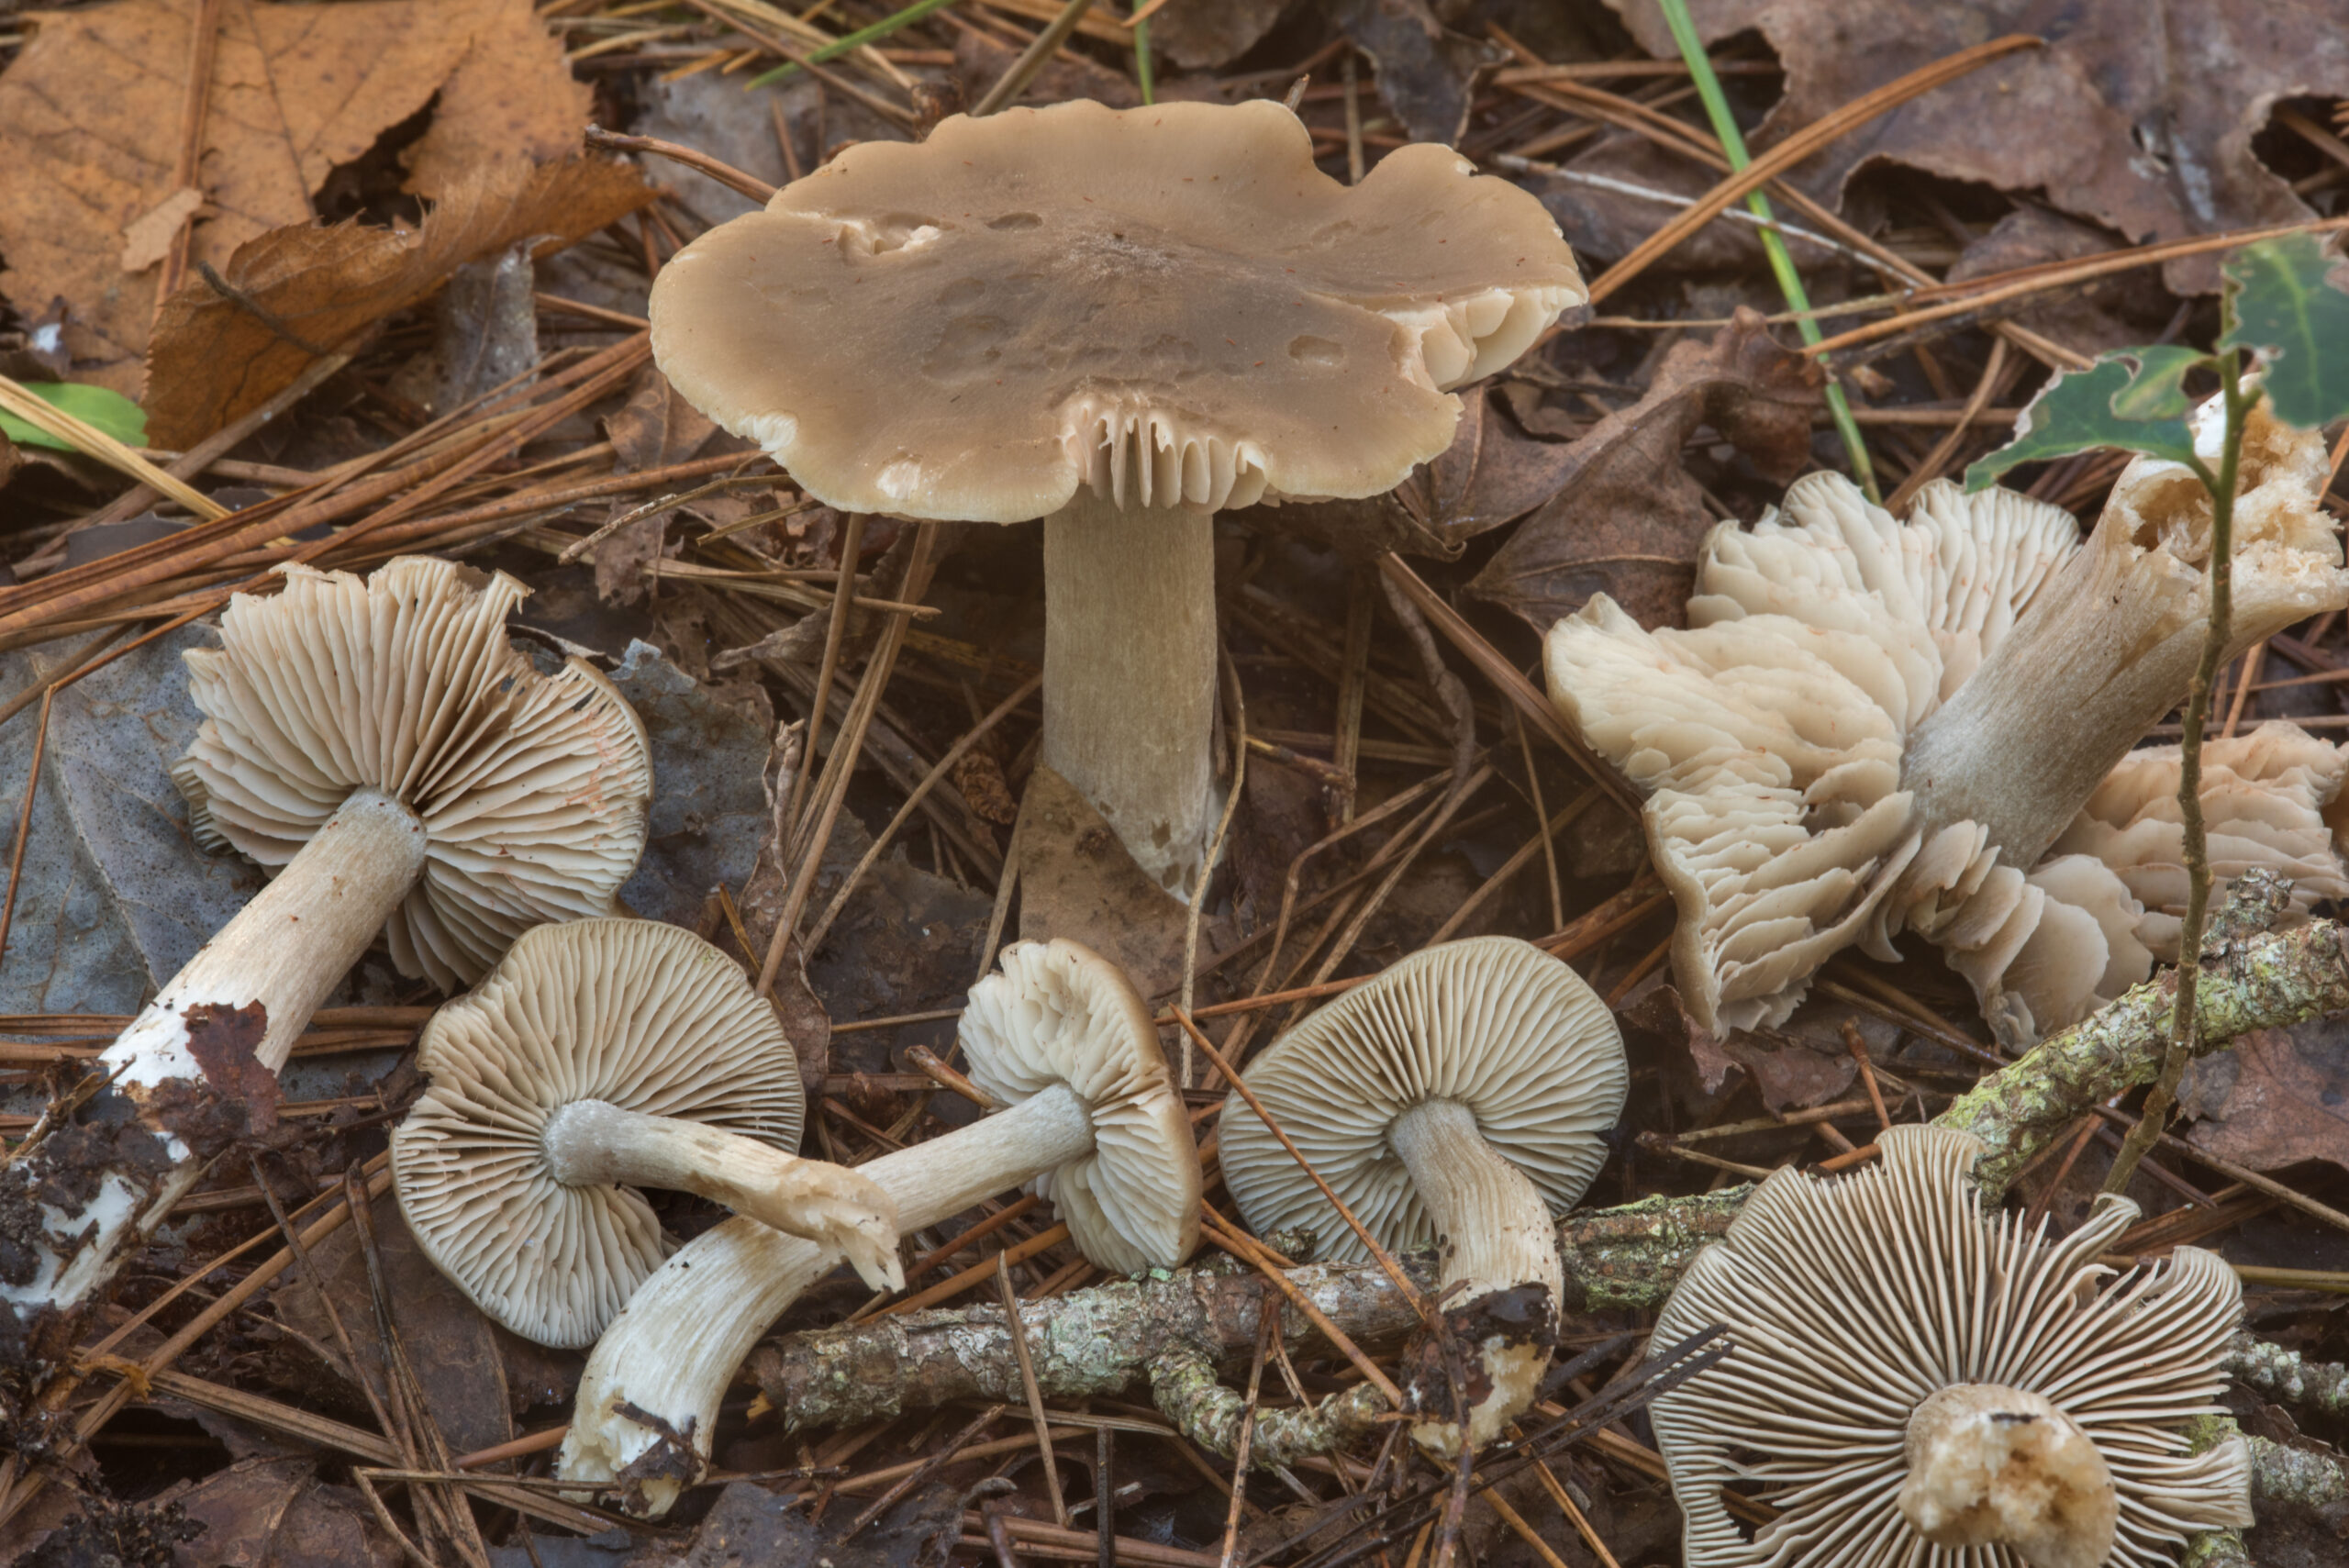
[649,98,1585,523]
[1652,1125,2252,1568]
[392,918,807,1348]
[177,557,652,991]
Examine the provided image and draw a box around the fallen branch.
[751,895,2349,1462]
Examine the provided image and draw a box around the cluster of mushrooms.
[23,96,2321,1568]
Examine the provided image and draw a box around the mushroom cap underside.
[176,556,653,992]
[957,937,1200,1273]
[1218,936,1629,1264]
[392,917,805,1348]
[1650,1123,2253,1568]
[650,98,1584,520]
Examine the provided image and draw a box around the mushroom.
[392,918,903,1348]
[556,938,1197,1515]
[648,98,1583,898]
[1651,1123,2253,1568]
[1547,417,2349,1042]
[1217,937,1628,1455]
[3,558,651,1320]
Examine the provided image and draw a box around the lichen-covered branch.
[1148,1344,1389,1468]
[1940,913,2349,1196]
[2248,1434,2349,1511]
[2224,1333,2349,1420]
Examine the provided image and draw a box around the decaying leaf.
[2182,1018,2349,1178]
[1331,0,1506,146]
[1467,307,1823,631]
[1148,0,1294,70]
[0,0,590,396]
[596,367,720,606]
[144,156,650,447]
[1601,0,2349,294]
[609,641,774,932]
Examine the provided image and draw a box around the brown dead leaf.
[1333,0,1506,146]
[1946,206,2175,361]
[145,156,650,447]
[1147,0,1292,70]
[1016,762,1197,999]
[119,188,206,273]
[0,0,583,396]
[2181,1018,2349,1177]
[596,365,718,605]
[1604,0,2349,294]
[1467,307,1822,631]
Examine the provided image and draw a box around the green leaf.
[0,381,147,452]
[1965,350,2206,491]
[2220,232,2349,430]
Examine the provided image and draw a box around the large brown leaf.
[0,0,592,397]
[2182,1018,2349,1178]
[1601,0,2349,293]
[1466,308,1822,632]
[144,157,649,447]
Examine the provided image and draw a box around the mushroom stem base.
[1041,493,1218,900]
[1898,1383,2118,1568]
[1388,1098,1563,1454]
[559,1082,1098,1514]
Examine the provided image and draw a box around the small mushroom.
[1218,937,1628,1454]
[1651,1124,2253,1568]
[1548,428,2349,1042]
[392,919,902,1348]
[649,98,1582,898]
[6,558,650,1319]
[557,938,1197,1515]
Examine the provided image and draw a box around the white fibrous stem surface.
[1388,1097,1563,1456]
[1041,492,1218,899]
[559,1083,1097,1514]
[1,790,426,1316]
[540,1100,904,1291]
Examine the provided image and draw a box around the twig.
[972,0,1099,115]
[998,1253,1069,1527]
[1219,1313,1277,1568]
[585,126,777,203]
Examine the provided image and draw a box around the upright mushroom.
[649,98,1583,900]
[2,558,651,1326]
[558,938,1197,1514]
[1548,412,2349,1041]
[1218,937,1628,1454]
[393,919,902,1348]
[1651,1123,2253,1568]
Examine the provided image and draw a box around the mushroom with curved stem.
[1216,937,1628,1456]
[1,557,651,1326]
[1650,1123,2253,1568]
[1547,403,2349,1043]
[392,919,903,1349]
[556,938,1198,1516]
[646,97,1585,904]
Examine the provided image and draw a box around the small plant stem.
[2105,351,2251,1194]
[1653,0,1878,501]
[748,0,963,84]
[1131,0,1154,105]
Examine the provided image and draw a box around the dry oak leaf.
[2182,1018,2349,1179]
[1602,0,2349,294]
[1466,306,1823,632]
[0,0,584,398]
[144,156,651,448]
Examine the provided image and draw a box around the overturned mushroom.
[2,559,650,1324]
[393,919,901,1348]
[1651,1123,2252,1568]
[650,97,1583,900]
[557,938,1197,1515]
[1219,937,1627,1454]
[1548,406,2349,1041]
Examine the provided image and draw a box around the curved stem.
[560,1083,1097,1514]
[540,1100,907,1290]
[1041,494,1218,898]
[1388,1098,1562,1453]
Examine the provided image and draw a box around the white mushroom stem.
[1898,1384,2118,1568]
[540,1100,907,1291]
[1,790,428,1318]
[1388,1097,1564,1456]
[560,1082,1098,1515]
[1041,492,1218,899]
